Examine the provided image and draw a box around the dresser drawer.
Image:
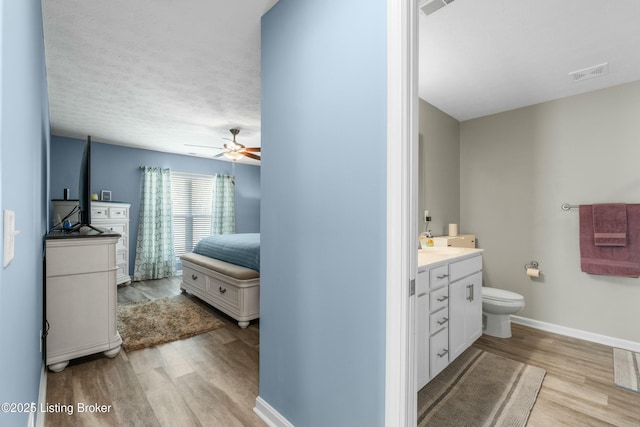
[449,255,482,282]
[91,207,109,219]
[430,327,449,378]
[109,207,128,219]
[429,308,449,333]
[116,249,127,265]
[430,265,449,289]
[183,266,207,292]
[430,286,449,312]
[46,239,117,276]
[210,282,240,309]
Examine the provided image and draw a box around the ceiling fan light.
[224,151,244,161]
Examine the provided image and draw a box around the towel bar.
[561,203,579,211]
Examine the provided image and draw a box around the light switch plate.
[3,210,20,268]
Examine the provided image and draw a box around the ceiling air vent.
[419,0,455,17]
[568,62,609,82]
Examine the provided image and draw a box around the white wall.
[460,80,640,343]
[418,99,460,237]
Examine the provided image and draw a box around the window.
[170,171,214,258]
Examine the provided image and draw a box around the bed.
[180,233,260,328]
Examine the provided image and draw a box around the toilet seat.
[482,287,524,303]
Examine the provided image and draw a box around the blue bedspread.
[193,233,260,272]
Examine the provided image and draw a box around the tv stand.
[45,231,122,372]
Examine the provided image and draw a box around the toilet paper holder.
[524,261,539,271]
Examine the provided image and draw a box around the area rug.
[117,294,224,352]
[613,348,640,393]
[418,347,546,427]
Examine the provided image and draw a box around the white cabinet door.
[448,278,467,361]
[465,272,483,344]
[416,292,430,390]
[449,270,483,361]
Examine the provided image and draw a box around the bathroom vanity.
[416,247,483,390]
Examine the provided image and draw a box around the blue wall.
[260,0,388,425]
[50,136,261,274]
[0,0,50,426]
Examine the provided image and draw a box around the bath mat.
[613,348,640,393]
[117,294,224,352]
[417,347,546,427]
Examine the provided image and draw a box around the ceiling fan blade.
[245,147,261,152]
[185,143,224,150]
[243,152,261,161]
[213,152,226,158]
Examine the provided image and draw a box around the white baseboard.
[254,396,294,427]
[511,315,640,353]
[35,362,47,427]
[26,363,47,427]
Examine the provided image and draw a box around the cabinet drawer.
[430,265,449,289]
[430,286,449,312]
[416,270,429,296]
[210,282,239,309]
[183,266,207,292]
[430,327,449,378]
[46,240,116,276]
[449,255,482,282]
[429,308,449,333]
[109,207,128,219]
[91,207,109,219]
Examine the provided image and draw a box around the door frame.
[385,0,418,426]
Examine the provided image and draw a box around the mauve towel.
[580,204,640,278]
[593,203,627,246]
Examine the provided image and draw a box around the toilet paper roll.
[526,268,540,278]
[448,223,458,237]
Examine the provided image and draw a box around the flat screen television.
[69,135,102,233]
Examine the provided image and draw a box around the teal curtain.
[212,174,236,234]
[133,167,176,280]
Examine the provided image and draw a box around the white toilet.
[482,287,525,338]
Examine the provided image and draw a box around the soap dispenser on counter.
[419,230,434,249]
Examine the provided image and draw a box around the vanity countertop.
[418,247,484,269]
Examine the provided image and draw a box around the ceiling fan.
[185,128,261,161]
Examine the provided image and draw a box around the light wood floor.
[46,280,640,426]
[474,323,640,427]
[45,277,266,427]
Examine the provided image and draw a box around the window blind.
[170,171,214,257]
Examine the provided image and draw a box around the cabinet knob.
[437,295,448,302]
[437,274,448,279]
[219,286,227,294]
[191,274,198,280]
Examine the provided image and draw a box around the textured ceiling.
[42,0,278,164]
[43,1,640,162]
[419,0,640,121]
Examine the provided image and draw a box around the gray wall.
[460,80,640,343]
[418,99,460,237]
